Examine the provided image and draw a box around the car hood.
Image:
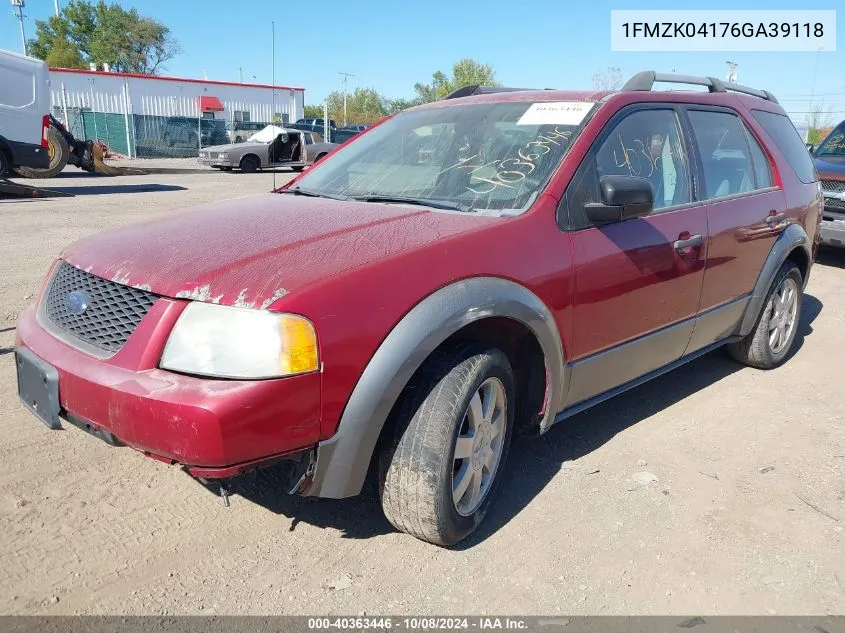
[201,142,263,153]
[815,155,845,176]
[60,194,495,309]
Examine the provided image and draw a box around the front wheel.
[379,345,514,546]
[239,155,260,173]
[728,261,802,369]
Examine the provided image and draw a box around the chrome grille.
[821,179,845,193]
[825,197,845,209]
[44,261,157,354]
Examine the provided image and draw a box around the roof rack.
[442,85,550,100]
[622,71,778,104]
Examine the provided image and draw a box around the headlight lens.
[217,152,228,159]
[160,302,318,379]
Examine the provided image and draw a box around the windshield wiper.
[277,187,349,201]
[351,195,471,213]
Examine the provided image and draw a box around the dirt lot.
[0,161,843,615]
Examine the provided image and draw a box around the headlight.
[160,302,318,379]
[217,152,228,159]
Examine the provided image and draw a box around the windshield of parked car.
[291,101,592,213]
[816,125,845,157]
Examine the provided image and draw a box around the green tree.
[385,97,420,114]
[325,87,389,125]
[806,103,833,147]
[303,105,324,119]
[413,58,499,103]
[29,0,181,74]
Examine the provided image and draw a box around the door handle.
[765,212,786,225]
[674,234,703,252]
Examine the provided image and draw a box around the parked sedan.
[198,125,337,172]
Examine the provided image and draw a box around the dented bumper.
[15,302,321,475]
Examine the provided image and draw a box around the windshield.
[292,101,591,213]
[816,125,845,157]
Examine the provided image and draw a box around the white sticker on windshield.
[516,102,594,126]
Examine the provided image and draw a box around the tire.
[379,344,514,546]
[13,126,69,179]
[314,153,327,163]
[239,155,260,173]
[728,261,802,369]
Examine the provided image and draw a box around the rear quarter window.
[751,110,818,184]
[0,65,35,108]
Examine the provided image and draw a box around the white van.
[0,49,51,177]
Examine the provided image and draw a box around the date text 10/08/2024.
[307,617,530,630]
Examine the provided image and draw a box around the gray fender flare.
[737,223,811,337]
[303,277,565,499]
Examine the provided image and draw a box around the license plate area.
[15,347,61,430]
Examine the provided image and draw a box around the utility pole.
[339,71,354,127]
[725,60,738,83]
[11,0,27,56]
[809,45,824,113]
[54,0,59,15]
[239,67,243,83]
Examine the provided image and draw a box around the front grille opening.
[44,261,157,354]
[821,180,845,193]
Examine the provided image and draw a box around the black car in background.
[161,117,228,148]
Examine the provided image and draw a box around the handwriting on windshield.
[822,133,845,152]
[438,127,572,195]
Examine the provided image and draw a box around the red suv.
[15,72,822,546]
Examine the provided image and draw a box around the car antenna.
[271,20,276,193]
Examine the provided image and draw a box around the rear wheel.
[728,261,802,369]
[314,152,327,163]
[379,345,514,546]
[239,155,260,173]
[13,126,69,179]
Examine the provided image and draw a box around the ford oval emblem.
[66,290,90,316]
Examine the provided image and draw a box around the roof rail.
[622,71,779,104]
[442,85,547,100]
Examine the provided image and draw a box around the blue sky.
[2,0,842,125]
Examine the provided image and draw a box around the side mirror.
[805,143,815,154]
[584,175,654,224]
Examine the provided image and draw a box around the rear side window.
[688,110,755,199]
[751,110,817,183]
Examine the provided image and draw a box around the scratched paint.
[175,285,224,304]
[233,288,256,309]
[260,288,289,310]
[111,270,131,286]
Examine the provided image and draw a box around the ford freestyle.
[15,72,822,546]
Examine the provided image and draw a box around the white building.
[48,67,306,157]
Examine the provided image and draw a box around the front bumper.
[15,300,321,477]
[820,206,845,248]
[197,156,232,167]
[8,139,50,170]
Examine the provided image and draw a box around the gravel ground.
[0,160,843,615]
